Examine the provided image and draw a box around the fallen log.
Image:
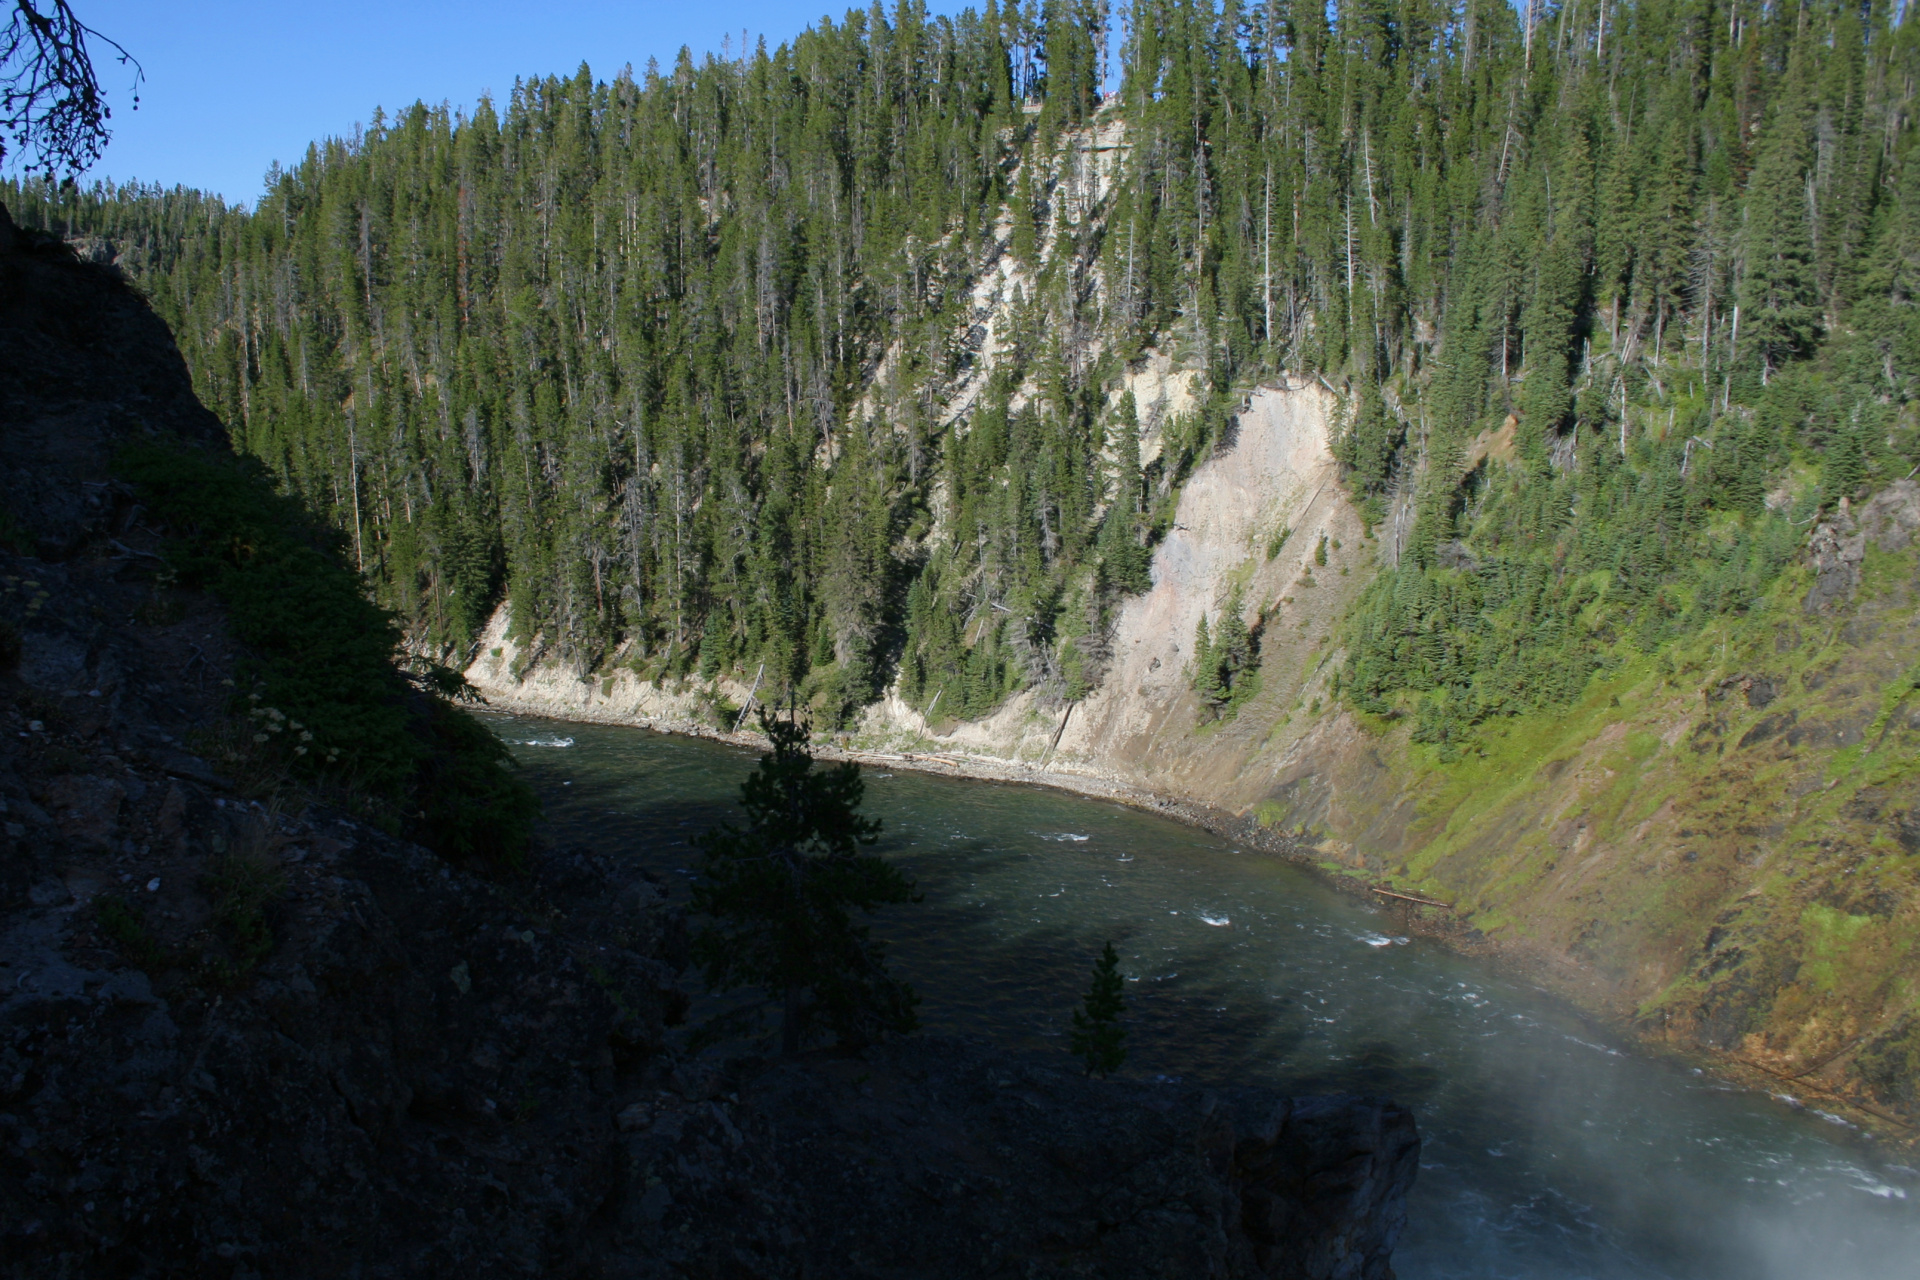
[1370,887,1453,909]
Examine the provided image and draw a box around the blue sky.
[58,2,973,207]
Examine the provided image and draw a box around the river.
[496,713,1918,1280]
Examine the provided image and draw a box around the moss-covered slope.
[1265,483,1920,1129]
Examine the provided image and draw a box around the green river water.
[495,713,1918,1280]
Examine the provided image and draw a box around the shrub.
[1855,1017,1920,1113]
[118,442,536,864]
[202,826,288,974]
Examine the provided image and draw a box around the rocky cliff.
[0,207,1419,1276]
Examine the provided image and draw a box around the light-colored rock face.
[1111,350,1199,467]
[1857,476,1920,552]
[862,116,1132,443]
[1070,380,1341,763]
[458,109,1367,810]
[463,377,1369,814]
[833,377,1373,808]
[463,608,758,735]
[458,108,1370,801]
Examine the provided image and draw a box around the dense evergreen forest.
[9,0,1919,742]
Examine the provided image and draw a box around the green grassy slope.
[1267,486,1920,1128]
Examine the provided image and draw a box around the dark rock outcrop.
[595,1040,1416,1280]
[0,202,225,564]
[1803,514,1865,613]
[1801,482,1920,614]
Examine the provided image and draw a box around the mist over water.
[499,714,1920,1279]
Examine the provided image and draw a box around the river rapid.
[496,713,1919,1280]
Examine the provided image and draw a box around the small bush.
[97,895,165,970]
[132,563,185,626]
[0,504,31,554]
[694,684,743,732]
[414,694,537,866]
[202,829,287,973]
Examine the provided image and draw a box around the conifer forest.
[11,0,1919,742]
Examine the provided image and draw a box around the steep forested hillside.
[8,0,1919,746]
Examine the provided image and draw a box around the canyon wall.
[1,210,1424,1278]
[467,380,1920,1135]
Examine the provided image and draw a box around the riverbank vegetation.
[118,442,537,863]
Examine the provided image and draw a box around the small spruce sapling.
[1191,612,1224,709]
[1069,941,1127,1077]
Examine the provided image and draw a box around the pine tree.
[690,713,920,1054]
[1826,424,1866,503]
[1099,393,1152,595]
[1739,38,1822,381]
[1191,611,1226,709]
[1216,586,1253,682]
[1069,940,1127,1077]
